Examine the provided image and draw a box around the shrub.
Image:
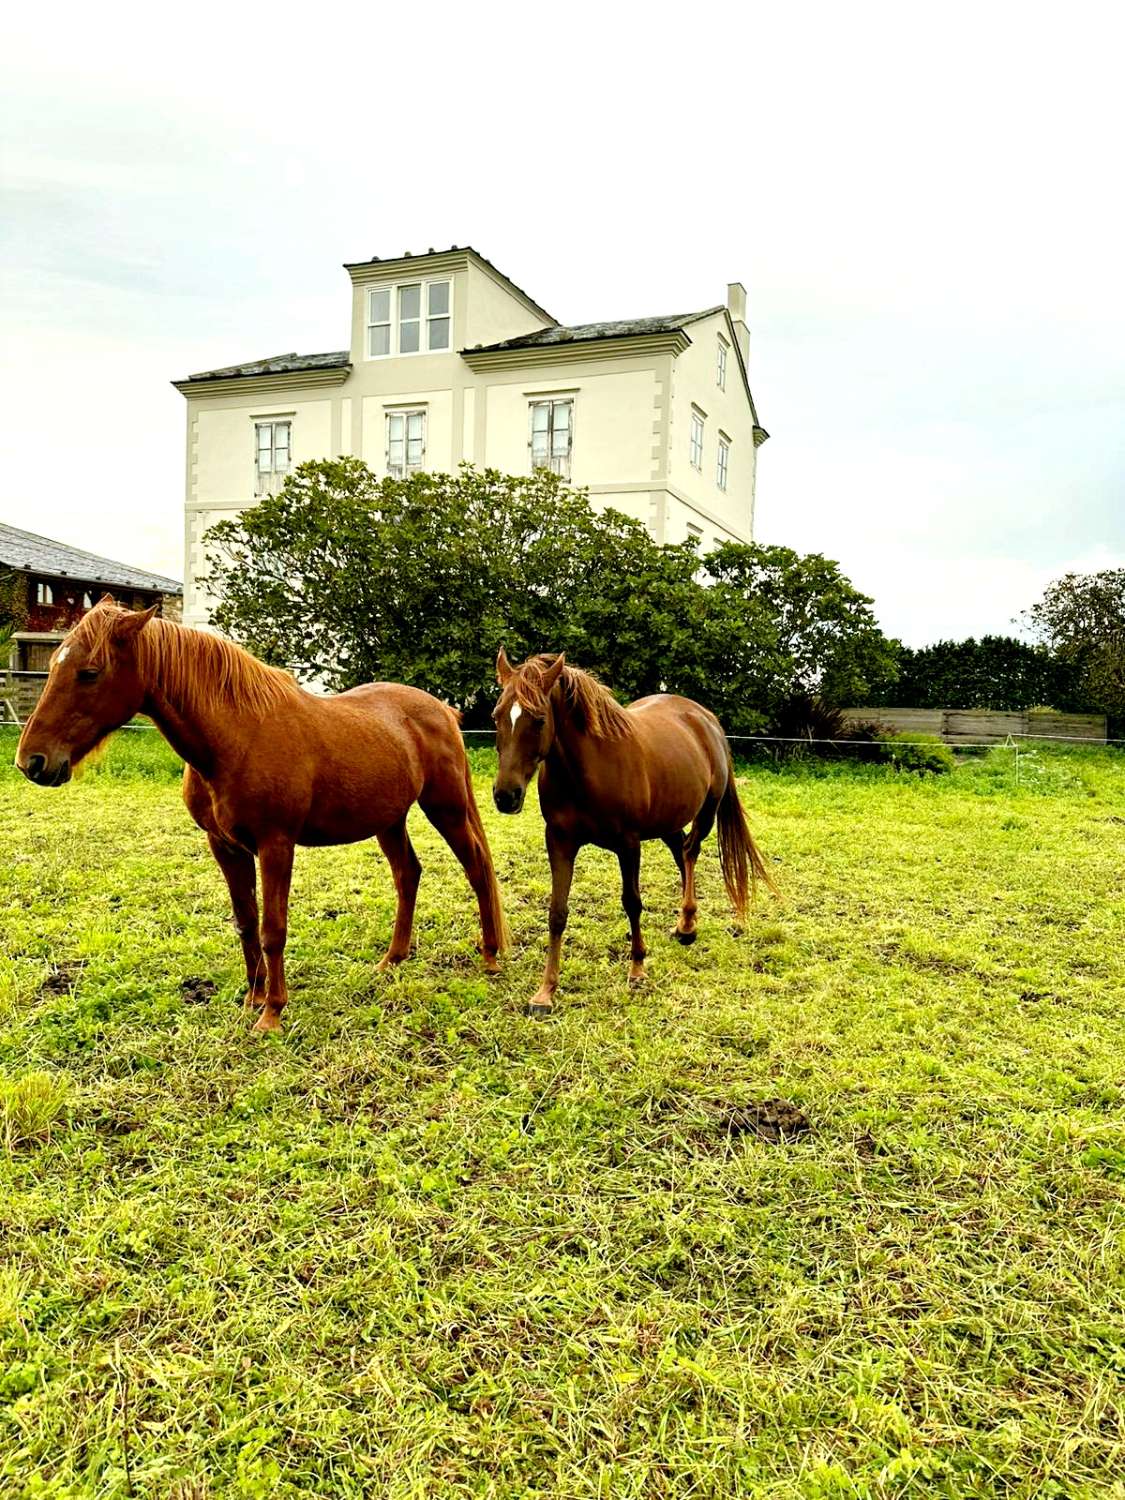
[881,733,956,775]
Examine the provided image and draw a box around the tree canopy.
[1024,569,1125,723]
[202,462,897,732]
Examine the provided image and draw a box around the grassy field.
[1,726,1122,1498]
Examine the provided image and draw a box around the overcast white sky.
[2,1,1122,645]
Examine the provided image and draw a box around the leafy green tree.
[701,542,900,728]
[870,635,1077,711]
[1024,569,1125,722]
[203,461,897,731]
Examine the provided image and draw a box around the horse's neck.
[550,708,601,784]
[139,633,230,776]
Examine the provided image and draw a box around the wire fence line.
[5,719,1117,749]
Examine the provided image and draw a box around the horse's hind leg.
[422,799,503,975]
[375,818,422,971]
[618,844,646,985]
[671,798,717,945]
[207,834,265,1004]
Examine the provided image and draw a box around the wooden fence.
[842,707,1108,744]
[0,671,47,725]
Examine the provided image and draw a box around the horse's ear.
[114,604,158,641]
[496,645,513,685]
[98,592,116,607]
[541,653,566,692]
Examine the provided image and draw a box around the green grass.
[1,728,1123,1498]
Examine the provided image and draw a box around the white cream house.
[174,247,768,628]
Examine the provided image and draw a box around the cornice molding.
[461,331,691,371]
[173,366,351,399]
[345,250,469,285]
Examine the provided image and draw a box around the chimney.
[727,282,750,366]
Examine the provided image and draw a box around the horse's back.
[627,693,729,769]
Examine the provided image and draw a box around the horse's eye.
[77,669,100,684]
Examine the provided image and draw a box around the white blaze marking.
[510,703,523,727]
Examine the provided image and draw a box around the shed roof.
[0,521,181,593]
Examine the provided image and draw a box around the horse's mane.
[512,655,633,740]
[74,607,302,718]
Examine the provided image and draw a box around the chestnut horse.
[491,649,773,1014]
[16,598,507,1032]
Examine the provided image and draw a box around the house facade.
[0,522,182,721]
[175,247,767,629]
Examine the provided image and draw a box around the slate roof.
[0,522,181,593]
[181,350,351,383]
[463,307,725,354]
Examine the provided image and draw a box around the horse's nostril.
[25,754,47,781]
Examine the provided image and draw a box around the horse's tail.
[716,752,775,920]
[460,746,510,953]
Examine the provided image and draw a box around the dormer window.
[717,337,728,390]
[367,279,452,358]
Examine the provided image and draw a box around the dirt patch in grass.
[710,1097,812,1143]
[37,961,83,997]
[179,976,217,1005]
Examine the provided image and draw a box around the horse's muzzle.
[20,753,71,787]
[493,785,525,815]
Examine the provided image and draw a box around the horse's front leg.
[206,833,265,1004]
[528,827,578,1017]
[255,835,295,1034]
[618,844,646,985]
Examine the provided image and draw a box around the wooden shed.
[1,522,182,721]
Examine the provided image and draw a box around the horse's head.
[16,597,157,786]
[491,647,565,814]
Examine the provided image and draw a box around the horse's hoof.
[252,1010,283,1035]
[628,970,647,988]
[671,927,698,945]
[525,1001,554,1020]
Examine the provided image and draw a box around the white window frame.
[686,522,703,545]
[365,278,453,360]
[717,434,730,491]
[385,408,427,478]
[528,397,574,480]
[689,409,705,470]
[254,419,291,497]
[717,336,728,390]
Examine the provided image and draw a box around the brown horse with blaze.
[492,648,773,1014]
[15,597,507,1032]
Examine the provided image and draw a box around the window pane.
[258,451,271,471]
[406,413,423,439]
[370,288,390,322]
[257,426,272,450]
[531,403,550,433]
[427,317,450,350]
[369,324,390,356]
[531,432,549,463]
[399,284,421,320]
[399,320,420,353]
[388,414,404,440]
[407,437,423,464]
[428,281,449,316]
[551,430,569,458]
